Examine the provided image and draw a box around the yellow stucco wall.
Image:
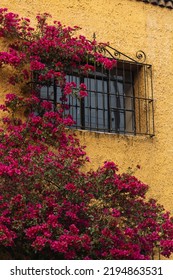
[0,0,173,216]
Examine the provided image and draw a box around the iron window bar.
[36,44,154,137]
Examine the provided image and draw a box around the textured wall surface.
[0,0,173,215]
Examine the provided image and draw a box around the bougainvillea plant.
[0,8,173,260]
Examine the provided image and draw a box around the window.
[39,54,154,136]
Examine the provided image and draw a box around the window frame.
[36,56,154,137]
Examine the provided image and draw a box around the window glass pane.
[67,95,81,126]
[119,111,125,131]
[40,86,54,100]
[40,86,47,99]
[84,77,108,130]
[56,86,62,102]
[98,109,108,130]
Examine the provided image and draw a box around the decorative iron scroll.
[92,33,147,64]
[97,44,147,63]
[136,50,146,63]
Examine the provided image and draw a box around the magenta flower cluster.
[0,95,173,260]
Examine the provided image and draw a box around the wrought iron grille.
[38,46,154,136]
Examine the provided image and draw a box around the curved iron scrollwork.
[92,33,147,63]
[136,50,146,63]
[100,44,147,63]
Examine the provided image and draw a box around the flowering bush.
[0,8,173,260]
